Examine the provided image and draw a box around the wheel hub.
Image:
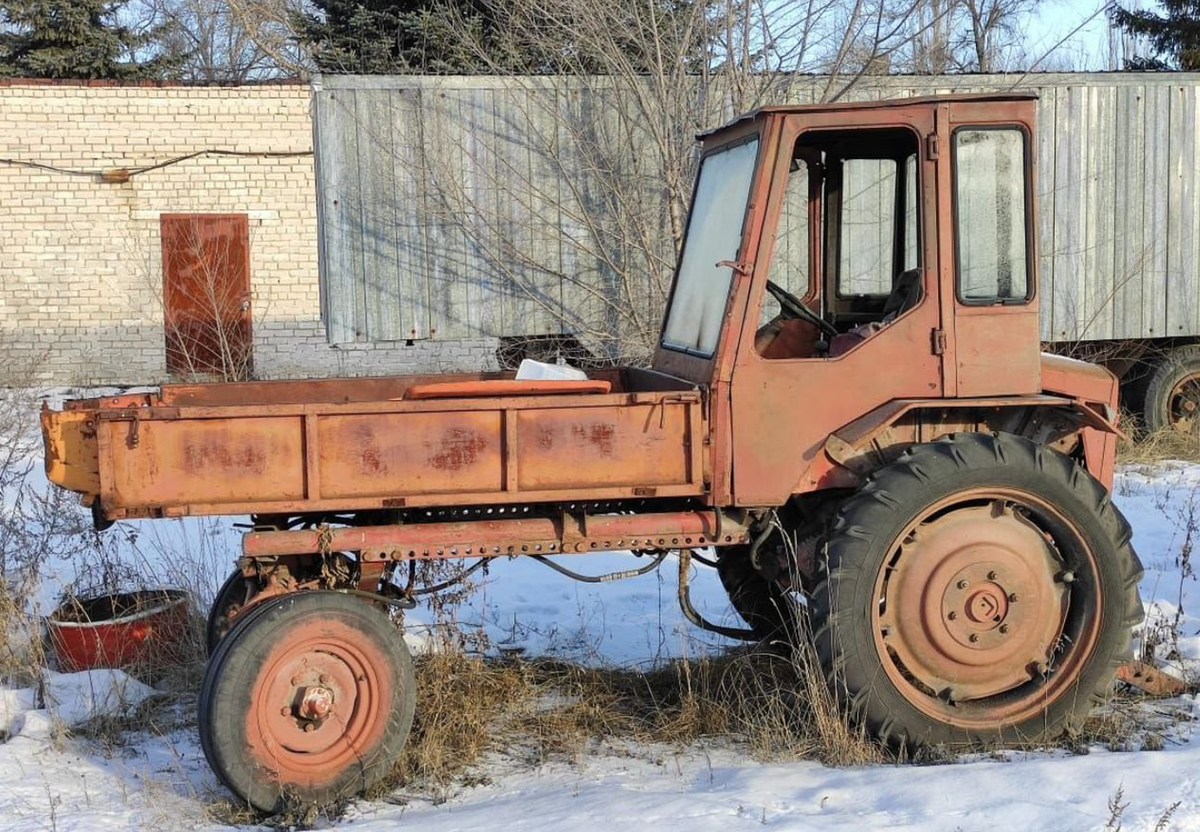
[878,501,1069,701]
[299,686,335,721]
[1169,373,1200,434]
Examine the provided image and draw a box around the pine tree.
[0,0,176,79]
[294,0,503,74]
[1111,0,1200,70]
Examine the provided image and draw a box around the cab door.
[729,106,944,507]
[938,99,1041,397]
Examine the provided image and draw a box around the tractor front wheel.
[811,432,1143,748]
[199,590,416,812]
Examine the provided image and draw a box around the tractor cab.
[653,94,1069,506]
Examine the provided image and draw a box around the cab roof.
[698,91,1039,139]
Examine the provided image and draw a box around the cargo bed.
[43,368,706,520]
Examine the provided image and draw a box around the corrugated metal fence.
[313,73,1200,345]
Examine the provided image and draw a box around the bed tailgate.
[45,392,708,519]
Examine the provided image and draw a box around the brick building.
[0,80,498,385]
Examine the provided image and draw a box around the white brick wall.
[0,81,498,385]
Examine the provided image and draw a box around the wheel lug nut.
[957,580,969,590]
[291,675,302,686]
[987,571,997,581]
[319,675,329,685]
[280,706,291,716]
[1057,571,1075,584]
[1008,593,1018,602]
[999,624,1009,634]
[969,633,979,643]
[304,722,316,733]
[947,611,958,621]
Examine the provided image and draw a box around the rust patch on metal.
[429,428,488,471]
[572,422,616,456]
[182,436,267,476]
[361,446,385,474]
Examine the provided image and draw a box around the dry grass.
[373,636,882,800]
[1118,425,1200,466]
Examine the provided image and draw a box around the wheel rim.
[246,618,393,789]
[1167,373,1200,434]
[872,488,1102,730]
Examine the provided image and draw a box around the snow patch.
[0,670,158,742]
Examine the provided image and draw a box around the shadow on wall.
[0,322,502,387]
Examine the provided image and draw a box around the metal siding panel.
[557,83,604,343]
[309,74,1200,346]
[526,85,566,336]
[345,91,369,341]
[421,90,467,340]
[491,86,534,337]
[1144,84,1171,338]
[1112,84,1146,340]
[391,88,431,339]
[1166,82,1195,333]
[357,90,405,341]
[1167,85,1197,336]
[1083,85,1116,340]
[1036,87,1058,341]
[314,90,360,344]
[1050,86,1084,341]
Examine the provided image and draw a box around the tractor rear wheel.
[199,590,416,812]
[206,570,258,654]
[811,432,1143,748]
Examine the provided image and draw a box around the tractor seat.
[882,268,922,322]
[404,379,612,400]
[828,269,923,358]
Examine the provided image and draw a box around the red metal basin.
[47,590,192,673]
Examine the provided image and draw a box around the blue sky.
[1024,0,1128,70]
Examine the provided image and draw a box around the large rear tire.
[811,432,1143,748]
[199,591,416,812]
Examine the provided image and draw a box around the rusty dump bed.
[43,368,705,521]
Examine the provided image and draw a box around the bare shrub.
[390,0,941,365]
[0,353,95,684]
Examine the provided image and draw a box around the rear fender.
[809,396,1123,494]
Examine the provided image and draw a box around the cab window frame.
[823,129,924,306]
[659,131,765,359]
[951,124,1035,307]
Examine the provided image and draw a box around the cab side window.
[954,128,1030,303]
[762,162,810,326]
[838,159,897,298]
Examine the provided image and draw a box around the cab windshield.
[661,137,760,357]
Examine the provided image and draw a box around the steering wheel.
[765,280,838,339]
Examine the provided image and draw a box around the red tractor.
[43,93,1142,810]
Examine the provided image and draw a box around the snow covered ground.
[1,437,1198,830]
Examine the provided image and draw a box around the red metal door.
[161,214,252,378]
[938,100,1041,397]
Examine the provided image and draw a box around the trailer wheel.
[811,432,1143,748]
[716,545,799,640]
[199,591,416,813]
[1142,345,1200,434]
[206,570,258,654]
